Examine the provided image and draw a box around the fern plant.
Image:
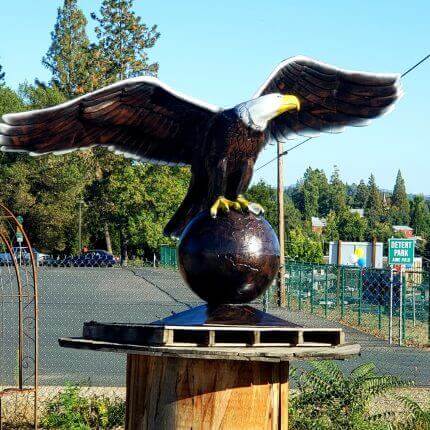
[288,361,422,430]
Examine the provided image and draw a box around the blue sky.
[0,1,428,193]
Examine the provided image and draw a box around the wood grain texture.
[125,354,289,430]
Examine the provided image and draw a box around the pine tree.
[86,0,161,261]
[42,0,92,97]
[391,170,410,225]
[297,168,330,219]
[91,0,160,84]
[354,180,369,208]
[328,166,347,213]
[365,174,383,229]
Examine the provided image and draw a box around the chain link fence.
[270,261,429,346]
[1,249,429,427]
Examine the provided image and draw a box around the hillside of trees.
[0,0,189,260]
[247,168,430,263]
[1,0,428,263]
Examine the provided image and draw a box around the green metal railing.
[279,261,429,346]
[159,245,429,346]
[160,245,177,268]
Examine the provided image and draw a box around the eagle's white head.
[236,93,300,131]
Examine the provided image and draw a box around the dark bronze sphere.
[178,210,280,304]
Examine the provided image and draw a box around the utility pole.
[78,200,84,252]
[277,141,286,307]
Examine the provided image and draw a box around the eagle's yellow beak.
[277,94,301,115]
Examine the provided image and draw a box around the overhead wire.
[255,54,430,172]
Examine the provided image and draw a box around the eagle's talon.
[210,196,240,218]
[237,195,264,215]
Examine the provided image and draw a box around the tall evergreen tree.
[296,167,330,219]
[42,0,92,97]
[86,0,161,260]
[365,174,383,229]
[391,170,410,225]
[354,180,369,208]
[91,0,160,84]
[328,166,347,213]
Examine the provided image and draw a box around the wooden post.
[126,354,289,430]
[277,141,286,307]
[337,240,342,266]
[372,237,377,268]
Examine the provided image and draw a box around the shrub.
[40,384,125,430]
[289,361,429,430]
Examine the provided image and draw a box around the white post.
[399,268,403,346]
[389,267,393,345]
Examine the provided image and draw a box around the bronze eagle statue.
[0,56,402,237]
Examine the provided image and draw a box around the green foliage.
[40,384,125,429]
[0,83,92,253]
[354,180,369,208]
[365,174,383,229]
[337,210,368,242]
[0,0,427,258]
[91,0,160,83]
[324,211,339,241]
[0,86,25,117]
[410,195,430,237]
[294,167,330,219]
[0,0,171,257]
[42,0,92,97]
[19,81,67,109]
[289,361,428,430]
[246,180,302,233]
[329,166,347,212]
[286,228,324,263]
[393,396,430,429]
[86,162,190,255]
[246,180,278,229]
[391,170,410,225]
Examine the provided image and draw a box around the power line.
[255,137,313,171]
[255,54,430,172]
[401,54,430,78]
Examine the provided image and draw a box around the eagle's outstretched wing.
[254,55,402,142]
[0,77,220,165]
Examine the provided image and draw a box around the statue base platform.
[59,305,360,429]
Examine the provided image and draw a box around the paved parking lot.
[1,267,429,387]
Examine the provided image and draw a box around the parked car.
[0,247,50,265]
[60,250,117,267]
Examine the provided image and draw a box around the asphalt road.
[1,267,428,387]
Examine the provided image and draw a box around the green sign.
[388,238,415,266]
[16,215,23,224]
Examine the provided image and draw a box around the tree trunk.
[104,223,113,254]
[120,227,128,267]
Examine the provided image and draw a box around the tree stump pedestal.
[59,305,360,430]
